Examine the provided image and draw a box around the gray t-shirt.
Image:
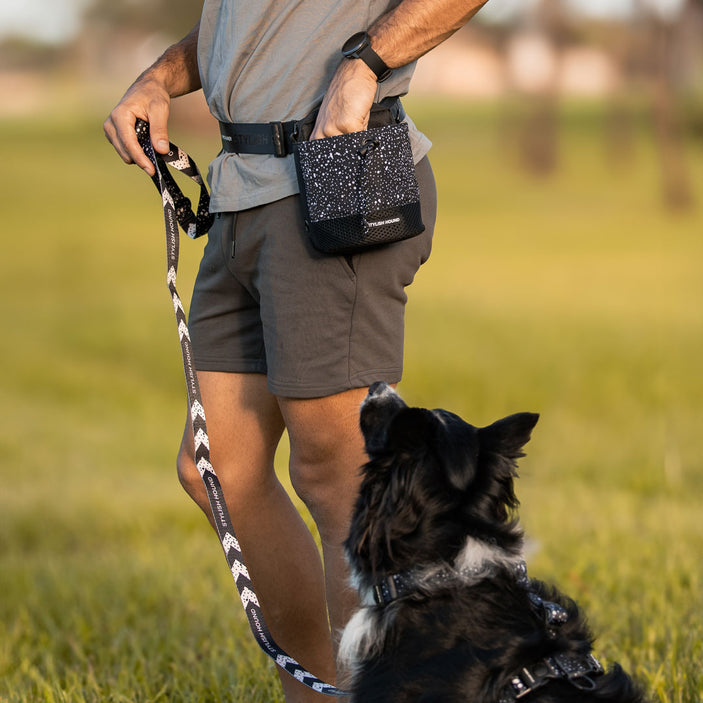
[197,0,431,212]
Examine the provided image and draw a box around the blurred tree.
[637,0,695,210]
[85,0,202,39]
[579,18,638,169]
[0,37,68,71]
[516,0,573,175]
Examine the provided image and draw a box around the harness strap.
[498,652,604,701]
[135,119,348,697]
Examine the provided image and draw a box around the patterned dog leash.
[134,119,348,697]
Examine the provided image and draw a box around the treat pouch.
[294,122,424,255]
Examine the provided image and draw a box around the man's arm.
[311,0,488,139]
[103,22,201,175]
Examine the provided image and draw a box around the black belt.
[219,97,406,157]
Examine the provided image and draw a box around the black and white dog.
[339,382,646,703]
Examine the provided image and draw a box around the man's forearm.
[305,0,489,139]
[369,0,487,69]
[139,22,202,96]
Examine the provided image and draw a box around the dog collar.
[371,561,570,634]
[372,560,529,607]
[372,569,444,606]
[498,652,604,701]
[373,566,571,649]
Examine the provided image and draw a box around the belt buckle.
[269,121,287,157]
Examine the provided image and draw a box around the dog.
[339,382,646,702]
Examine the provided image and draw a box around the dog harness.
[498,652,604,701]
[371,560,605,700]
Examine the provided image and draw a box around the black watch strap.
[342,31,392,82]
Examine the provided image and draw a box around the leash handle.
[135,119,349,697]
[136,120,213,239]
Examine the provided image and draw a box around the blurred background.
[2,0,702,210]
[1,1,702,702]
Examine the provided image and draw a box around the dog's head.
[347,382,539,580]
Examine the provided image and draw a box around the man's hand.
[310,58,378,140]
[103,22,200,176]
[103,77,172,176]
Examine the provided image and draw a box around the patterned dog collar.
[372,560,528,607]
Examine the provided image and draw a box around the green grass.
[1,98,702,702]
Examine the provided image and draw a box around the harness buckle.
[519,667,537,687]
[509,667,539,699]
[373,575,400,606]
[542,656,560,678]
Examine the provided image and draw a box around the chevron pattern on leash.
[222,533,240,553]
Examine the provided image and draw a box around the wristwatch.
[341,31,392,82]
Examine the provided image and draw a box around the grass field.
[1,98,702,702]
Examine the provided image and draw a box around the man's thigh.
[278,386,369,464]
[182,371,285,483]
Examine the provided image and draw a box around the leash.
[134,119,348,697]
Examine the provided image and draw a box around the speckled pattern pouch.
[294,122,425,255]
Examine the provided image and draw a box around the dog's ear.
[479,413,539,459]
[386,407,434,452]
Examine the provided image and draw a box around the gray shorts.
[189,157,437,399]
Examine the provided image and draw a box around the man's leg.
[176,371,338,702]
[278,387,369,656]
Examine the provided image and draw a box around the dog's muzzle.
[360,382,407,454]
[365,381,395,401]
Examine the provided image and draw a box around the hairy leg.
[177,371,337,702]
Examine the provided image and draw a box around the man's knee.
[288,439,338,510]
[284,392,368,530]
[289,447,363,551]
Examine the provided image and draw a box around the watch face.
[342,31,368,57]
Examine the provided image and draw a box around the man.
[104,1,487,700]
